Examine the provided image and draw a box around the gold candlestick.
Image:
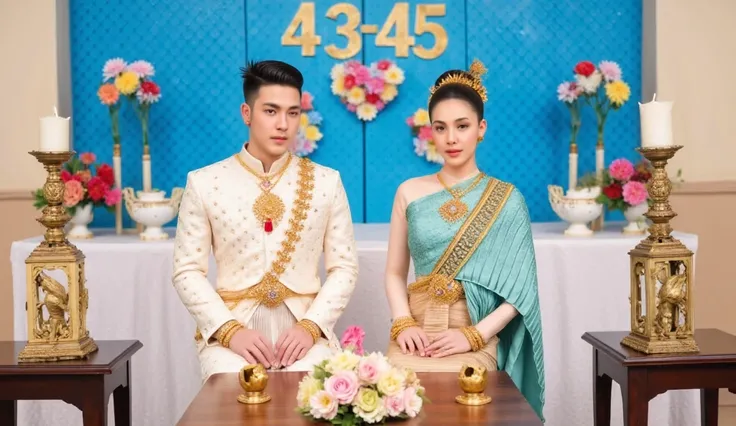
[621,145,699,354]
[18,151,98,362]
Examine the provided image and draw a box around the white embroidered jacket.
[172,146,359,346]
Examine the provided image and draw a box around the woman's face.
[430,98,486,168]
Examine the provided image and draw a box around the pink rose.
[403,387,423,418]
[104,187,122,206]
[324,371,359,404]
[622,180,648,206]
[384,394,405,417]
[357,358,380,385]
[63,180,84,207]
[340,325,365,354]
[609,158,635,181]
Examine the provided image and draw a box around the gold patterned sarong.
[386,178,513,372]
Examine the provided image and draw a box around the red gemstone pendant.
[264,219,273,233]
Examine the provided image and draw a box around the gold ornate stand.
[18,151,98,362]
[621,145,699,354]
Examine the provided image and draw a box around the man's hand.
[274,325,315,368]
[228,329,277,368]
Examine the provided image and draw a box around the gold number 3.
[281,2,448,60]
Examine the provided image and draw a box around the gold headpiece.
[429,59,488,103]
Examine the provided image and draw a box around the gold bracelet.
[221,324,244,348]
[460,326,485,352]
[215,320,242,347]
[390,316,419,341]
[297,319,321,343]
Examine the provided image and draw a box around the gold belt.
[407,273,465,305]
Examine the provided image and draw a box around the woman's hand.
[425,329,472,358]
[396,326,431,356]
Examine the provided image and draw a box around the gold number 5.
[325,3,362,60]
[413,4,447,60]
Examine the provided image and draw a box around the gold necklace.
[235,153,292,233]
[436,172,485,223]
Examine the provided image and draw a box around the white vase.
[68,203,94,239]
[623,202,649,234]
[548,185,603,237]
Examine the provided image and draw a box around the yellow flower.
[296,375,323,409]
[426,142,444,164]
[413,109,430,126]
[347,87,366,105]
[331,77,345,96]
[354,388,380,412]
[356,103,378,121]
[377,368,405,396]
[325,351,360,373]
[305,125,323,142]
[114,71,139,95]
[300,114,309,129]
[380,84,398,102]
[606,80,630,106]
[384,65,405,85]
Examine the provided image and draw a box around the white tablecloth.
[11,222,700,426]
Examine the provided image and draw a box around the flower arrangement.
[292,90,324,157]
[572,60,631,142]
[33,152,122,215]
[556,81,583,148]
[330,59,405,121]
[407,108,443,164]
[594,158,652,212]
[296,326,428,425]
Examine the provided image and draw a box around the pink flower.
[365,77,385,94]
[344,61,363,75]
[323,371,359,404]
[301,91,313,110]
[623,181,648,206]
[127,60,155,78]
[405,116,415,126]
[376,59,392,71]
[353,65,372,85]
[80,152,96,165]
[340,326,365,354]
[557,81,580,103]
[418,126,433,142]
[102,58,127,81]
[63,180,84,207]
[598,60,622,82]
[104,187,121,206]
[384,394,405,417]
[403,387,423,418]
[347,104,357,112]
[357,358,381,385]
[609,158,635,181]
[136,81,161,104]
[309,390,338,421]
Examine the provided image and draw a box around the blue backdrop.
[69,0,642,227]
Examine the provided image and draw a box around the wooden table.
[0,340,142,426]
[177,370,543,425]
[582,329,736,426]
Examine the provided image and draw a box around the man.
[172,60,359,381]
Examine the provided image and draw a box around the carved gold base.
[621,333,699,354]
[455,393,492,406]
[17,336,98,363]
[237,391,271,404]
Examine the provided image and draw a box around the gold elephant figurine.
[456,364,492,406]
[237,364,271,404]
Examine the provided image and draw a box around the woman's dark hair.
[240,60,304,105]
[428,69,485,121]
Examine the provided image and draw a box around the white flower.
[384,65,405,84]
[309,390,338,420]
[347,87,366,105]
[330,63,345,80]
[296,374,323,409]
[403,387,423,418]
[576,71,602,94]
[356,103,378,121]
[377,368,405,397]
[331,78,346,96]
[325,350,361,373]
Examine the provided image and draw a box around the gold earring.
[477,136,484,143]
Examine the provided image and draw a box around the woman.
[384,60,545,421]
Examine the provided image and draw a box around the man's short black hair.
[240,60,304,104]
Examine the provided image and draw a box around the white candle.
[639,93,674,147]
[40,106,70,152]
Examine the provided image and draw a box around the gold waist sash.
[408,274,465,306]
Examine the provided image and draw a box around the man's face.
[241,84,301,158]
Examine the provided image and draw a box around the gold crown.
[429,59,488,103]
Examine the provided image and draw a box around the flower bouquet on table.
[296,326,429,425]
[32,152,121,239]
[593,158,652,234]
[407,108,443,165]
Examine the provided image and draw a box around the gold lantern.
[18,151,97,362]
[621,145,698,354]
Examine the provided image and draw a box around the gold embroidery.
[408,178,514,303]
[436,172,486,223]
[195,157,316,342]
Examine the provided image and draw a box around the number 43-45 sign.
[281,2,449,60]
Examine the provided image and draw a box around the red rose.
[60,170,73,182]
[366,93,380,104]
[343,75,356,90]
[574,61,596,77]
[96,164,115,186]
[603,183,623,199]
[87,177,107,202]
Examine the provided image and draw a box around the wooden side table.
[582,329,736,426]
[0,340,142,426]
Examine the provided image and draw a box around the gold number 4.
[280,2,448,60]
